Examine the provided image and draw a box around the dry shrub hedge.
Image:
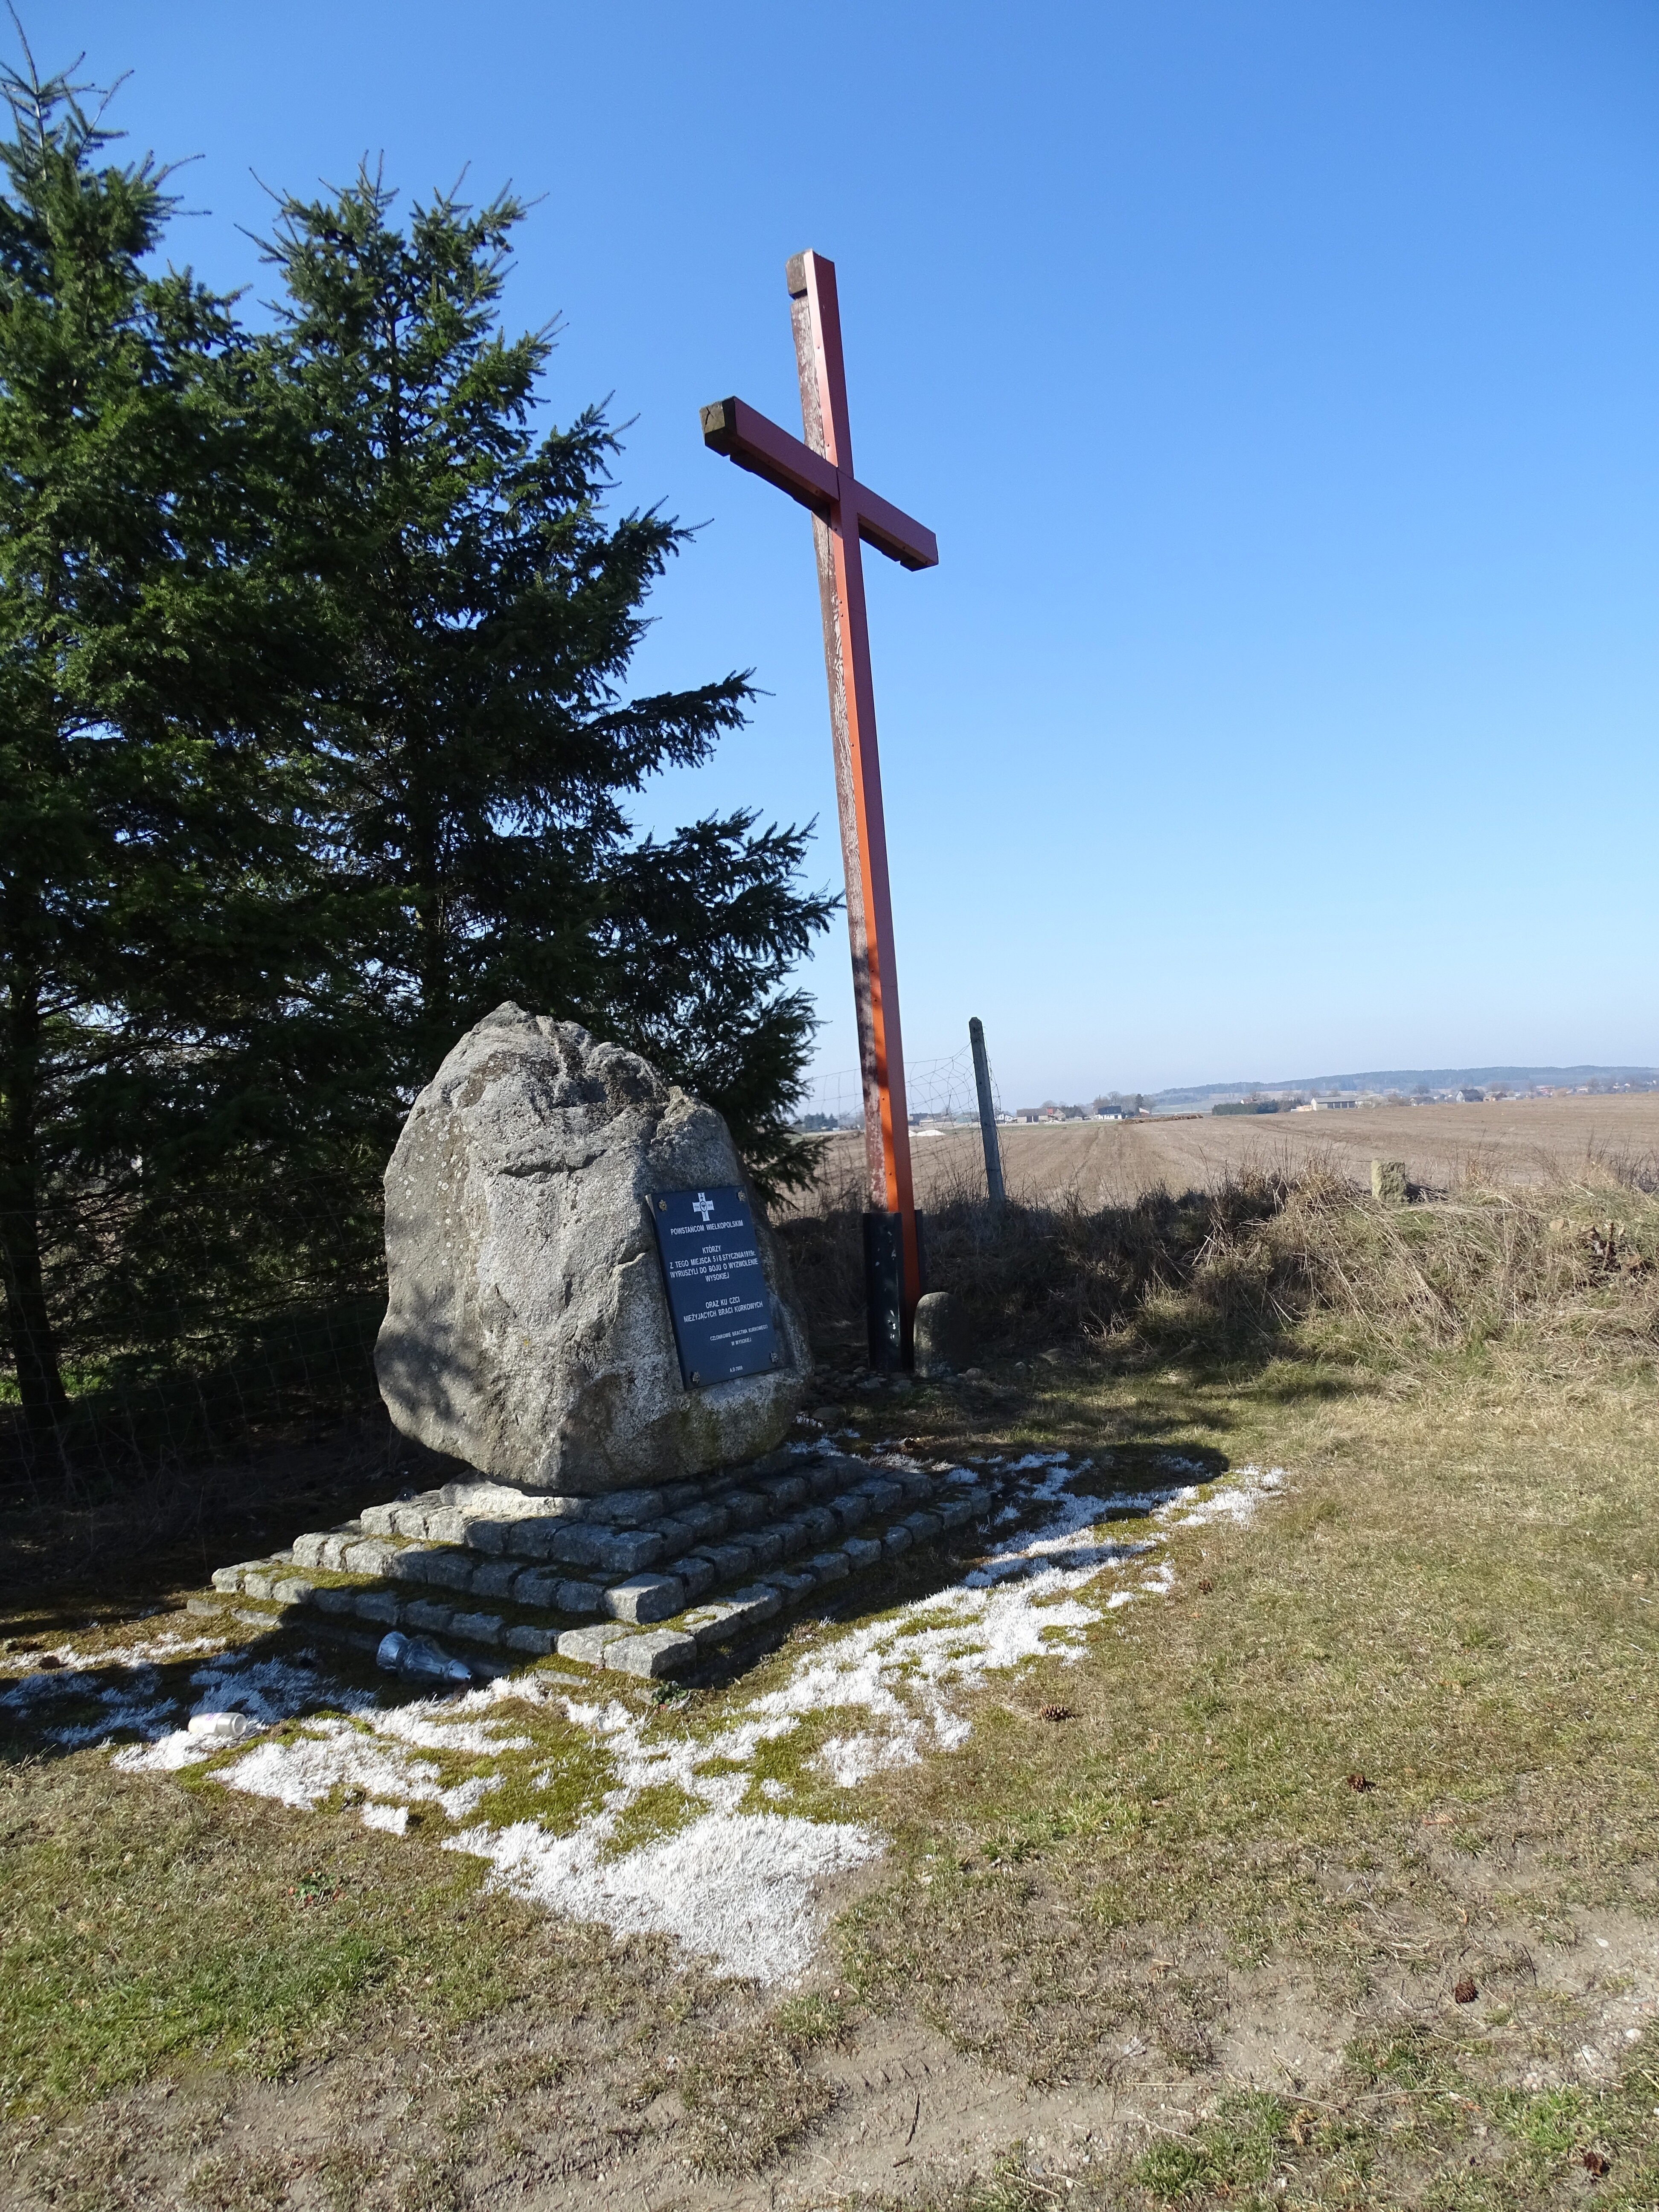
[776,1149,1659,1371]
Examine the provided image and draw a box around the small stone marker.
[912,1290,966,1379]
[1371,1158,1409,1205]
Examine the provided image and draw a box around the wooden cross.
[701,249,937,1354]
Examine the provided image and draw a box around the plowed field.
[797,1091,1659,1208]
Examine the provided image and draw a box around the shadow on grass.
[779,1161,1359,1395]
[0,1415,1242,1770]
[0,1608,434,1776]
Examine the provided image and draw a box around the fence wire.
[795,1041,1004,1131]
[3,1039,1008,1486]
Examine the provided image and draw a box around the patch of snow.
[817,1726,923,1786]
[448,1810,878,1986]
[372,1702,533,1756]
[23,1646,373,1759]
[437,1773,504,1820]
[222,1719,447,1811]
[114,1728,217,1773]
[77,1452,1286,1991]
[1171,1466,1285,1527]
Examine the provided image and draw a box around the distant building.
[1307,1097,1356,1111]
[1455,1087,1484,1103]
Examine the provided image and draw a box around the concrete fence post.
[969,1017,1006,1214]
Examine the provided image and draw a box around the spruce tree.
[264,172,833,1193]
[0,56,323,1431]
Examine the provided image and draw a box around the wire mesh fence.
[792,1040,1005,1131]
[1,1038,1009,1493]
[1,1167,387,1493]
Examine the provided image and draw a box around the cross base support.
[863,1211,904,1371]
[863,1210,931,1372]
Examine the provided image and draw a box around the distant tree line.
[0,57,832,1439]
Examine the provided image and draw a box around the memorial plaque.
[651,1186,782,1388]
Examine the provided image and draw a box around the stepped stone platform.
[211,1439,1000,1679]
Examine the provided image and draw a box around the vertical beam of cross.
[701,250,937,1350]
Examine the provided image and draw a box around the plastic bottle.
[376,1630,472,1685]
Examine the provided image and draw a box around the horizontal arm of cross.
[700,397,938,571]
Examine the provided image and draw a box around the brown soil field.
[796,1092,1659,1211]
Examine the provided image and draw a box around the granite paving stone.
[604,1629,698,1678]
[701,1539,757,1580]
[668,1554,718,1600]
[466,1561,522,1600]
[460,1519,517,1555]
[556,1623,632,1664]
[502,1521,565,1563]
[759,1476,808,1511]
[448,1611,504,1646]
[604,1574,686,1625]
[503,1623,559,1656]
[656,1503,730,1549]
[696,1584,782,1639]
[585,1488,668,1527]
[342,1539,397,1576]
[509,1569,563,1608]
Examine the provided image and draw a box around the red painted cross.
[701,250,937,1354]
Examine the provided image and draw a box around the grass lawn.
[3,1172,1658,2209]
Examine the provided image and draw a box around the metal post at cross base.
[701,250,937,1362]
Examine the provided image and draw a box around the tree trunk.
[0,962,68,1430]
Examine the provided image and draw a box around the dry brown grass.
[7,1162,1659,2209]
[779,1145,1659,1381]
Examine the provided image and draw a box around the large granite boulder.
[375,1005,810,1493]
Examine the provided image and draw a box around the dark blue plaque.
[650,1186,782,1388]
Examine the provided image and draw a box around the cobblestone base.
[210,1442,1003,1677]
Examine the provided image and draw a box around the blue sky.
[45,1,1659,1104]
